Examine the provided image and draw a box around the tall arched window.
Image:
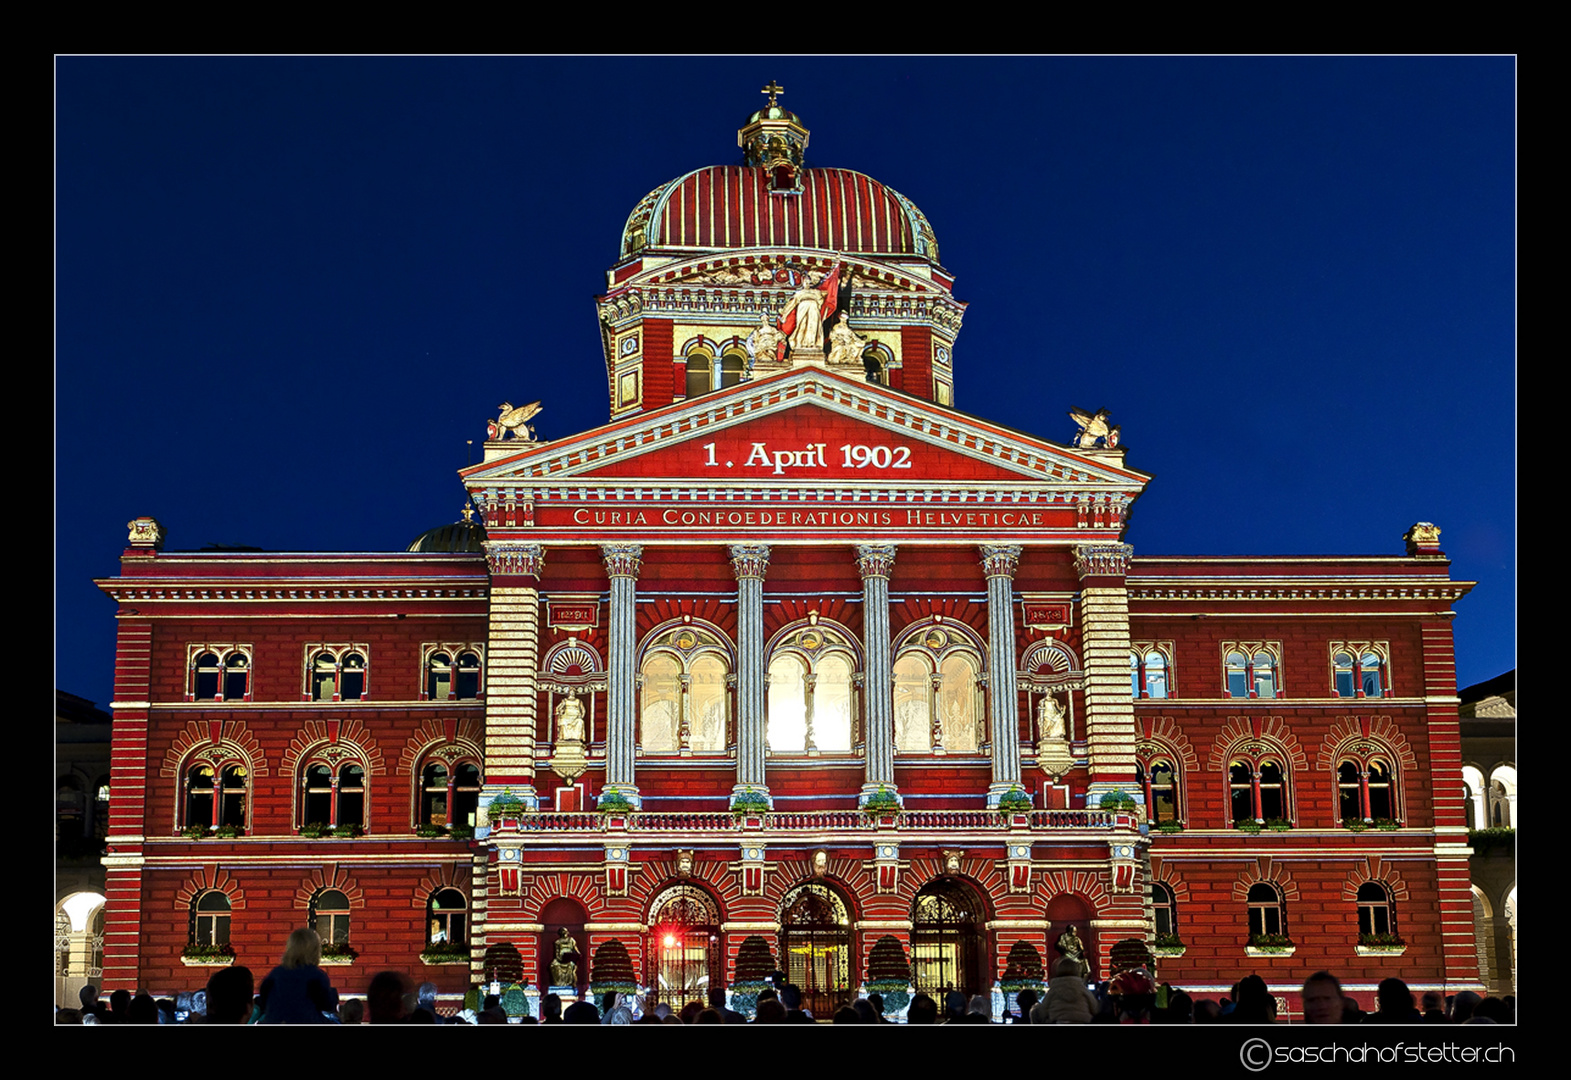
[310,889,351,945]
[1356,882,1396,940]
[1151,882,1179,942]
[184,760,249,832]
[428,888,467,947]
[1130,643,1172,699]
[1246,883,1286,941]
[300,759,366,830]
[1338,757,1399,824]
[1229,756,1291,825]
[892,624,984,755]
[1137,759,1180,825]
[766,622,858,754]
[309,647,367,702]
[639,624,732,754]
[646,884,723,1009]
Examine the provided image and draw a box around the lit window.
[192,891,232,947]
[301,760,366,830]
[310,889,351,946]
[308,647,368,702]
[1332,644,1388,698]
[1339,757,1399,824]
[1356,882,1395,938]
[418,760,481,828]
[185,762,248,831]
[1224,644,1279,699]
[1229,757,1291,825]
[892,625,984,755]
[428,889,466,946]
[1247,883,1286,939]
[638,624,732,754]
[1138,759,1180,825]
[765,622,859,755]
[191,647,251,702]
[1129,644,1172,700]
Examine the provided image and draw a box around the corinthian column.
[1073,543,1138,806]
[979,544,1024,801]
[482,543,545,811]
[601,543,644,807]
[729,544,771,801]
[855,544,897,799]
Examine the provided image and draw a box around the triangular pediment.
[464,367,1149,492]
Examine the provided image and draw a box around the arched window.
[418,759,482,828]
[1487,765,1516,827]
[300,759,366,830]
[1332,644,1388,698]
[779,882,854,1017]
[1151,882,1179,941]
[1129,643,1172,700]
[766,622,858,754]
[684,346,717,398]
[1356,882,1396,940]
[720,347,747,389]
[646,884,723,1009]
[428,888,467,946]
[1246,883,1286,940]
[191,648,252,702]
[1224,644,1279,699]
[892,624,984,755]
[910,879,987,1000]
[638,624,732,754]
[1229,756,1291,826]
[310,889,351,945]
[185,760,249,832]
[1137,759,1180,825]
[309,647,367,702]
[424,647,484,701]
[191,891,232,947]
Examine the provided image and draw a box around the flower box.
[181,954,235,967]
[420,950,470,966]
[1244,945,1297,958]
[1354,944,1407,956]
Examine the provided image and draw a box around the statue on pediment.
[778,263,843,358]
[825,316,868,367]
[746,312,786,368]
[490,401,542,442]
[1069,406,1120,450]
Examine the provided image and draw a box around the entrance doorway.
[910,878,988,1003]
[779,882,854,1017]
[646,884,723,1010]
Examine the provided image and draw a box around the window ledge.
[418,954,471,966]
[1244,945,1296,958]
[319,955,356,966]
[181,955,235,967]
[1354,944,1407,956]
[1152,946,1186,958]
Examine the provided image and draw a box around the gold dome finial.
[739,80,809,189]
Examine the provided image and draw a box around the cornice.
[97,583,488,603]
[1129,583,1471,603]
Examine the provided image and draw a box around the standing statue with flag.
[775,262,843,362]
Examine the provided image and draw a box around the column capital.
[601,543,644,580]
[978,544,1023,579]
[485,542,545,579]
[729,543,772,581]
[1073,542,1133,580]
[854,544,898,580]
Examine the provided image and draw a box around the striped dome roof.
[620,166,940,265]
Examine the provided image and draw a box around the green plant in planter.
[320,942,359,961]
[1234,819,1263,833]
[488,790,524,819]
[1343,818,1369,832]
[1154,931,1184,950]
[298,822,330,839]
[414,823,449,838]
[1099,790,1137,811]
[996,786,1032,816]
[862,786,901,816]
[1358,932,1406,948]
[420,942,469,965]
[730,789,770,817]
[332,823,362,839]
[1468,826,1514,851]
[1371,817,1401,831]
[1263,817,1293,831]
[213,824,242,839]
[448,824,475,841]
[1155,821,1185,834]
[866,934,912,1013]
[1247,933,1294,950]
[182,942,235,961]
[597,789,635,813]
[181,823,210,840]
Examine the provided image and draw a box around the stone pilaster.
[1073,543,1138,800]
[980,544,1024,801]
[855,544,898,798]
[730,544,771,800]
[602,544,644,806]
[482,543,545,809]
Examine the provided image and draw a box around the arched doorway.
[646,883,723,1010]
[779,881,854,1017]
[910,878,988,1002]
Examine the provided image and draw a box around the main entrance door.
[779,882,854,1018]
[910,878,988,1003]
[645,884,723,1010]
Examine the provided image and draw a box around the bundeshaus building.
[95,89,1482,1017]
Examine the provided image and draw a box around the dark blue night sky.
[56,57,1515,707]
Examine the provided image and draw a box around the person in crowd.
[1037,956,1098,1023]
[1420,991,1447,1023]
[258,927,340,1023]
[367,970,412,1023]
[1300,971,1344,1025]
[1365,977,1421,1023]
[339,998,365,1025]
[205,965,256,1024]
[1225,974,1275,1024]
[905,993,939,1024]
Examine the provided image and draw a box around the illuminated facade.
[95,91,1482,1015]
